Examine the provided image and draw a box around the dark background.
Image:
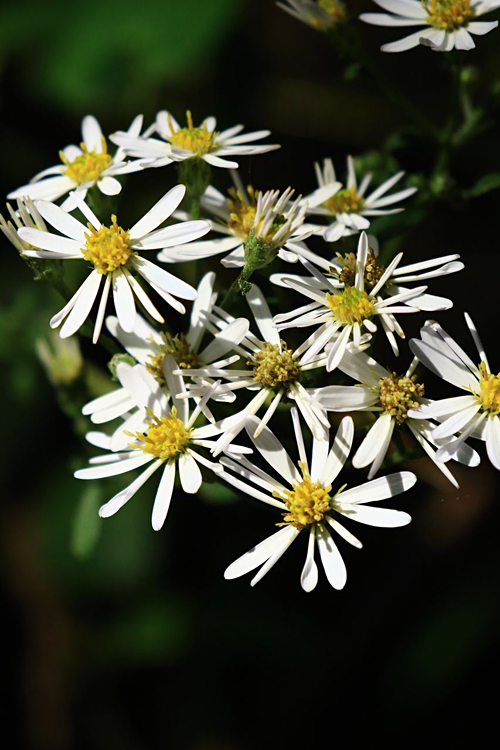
[1,1,499,747]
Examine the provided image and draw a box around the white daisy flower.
[220,409,416,591]
[360,0,499,53]
[277,0,347,31]
[110,110,280,171]
[272,232,427,370]
[304,156,417,242]
[75,355,250,530]
[272,234,464,312]
[8,115,146,210]
[18,186,210,342]
[0,196,48,254]
[179,284,330,451]
[160,183,315,269]
[83,273,250,449]
[409,314,500,470]
[313,348,479,485]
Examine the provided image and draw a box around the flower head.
[277,0,347,31]
[360,0,499,53]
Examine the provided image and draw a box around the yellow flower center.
[275,463,332,531]
[477,363,500,415]
[310,0,347,29]
[251,341,300,389]
[60,139,112,184]
[378,373,425,425]
[227,186,258,240]
[168,110,217,156]
[423,0,474,30]
[324,186,364,216]
[146,333,200,386]
[331,250,385,291]
[82,215,132,275]
[132,407,191,461]
[326,287,375,325]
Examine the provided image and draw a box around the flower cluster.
[3,1,499,595]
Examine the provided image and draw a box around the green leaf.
[71,485,103,559]
[463,173,500,199]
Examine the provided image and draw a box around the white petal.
[178,453,202,493]
[99,459,163,518]
[245,416,301,485]
[129,185,186,239]
[340,505,411,528]
[18,227,82,255]
[316,385,379,411]
[301,527,318,592]
[198,318,249,364]
[112,269,136,333]
[319,416,354,485]
[75,451,152,479]
[152,462,176,530]
[485,416,500,471]
[317,525,347,590]
[82,115,103,152]
[135,220,210,250]
[132,256,197,300]
[352,414,394,468]
[98,176,122,195]
[246,284,280,345]
[337,472,417,504]
[224,526,295,579]
[60,272,102,338]
[35,200,87,241]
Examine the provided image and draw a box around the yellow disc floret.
[275,463,332,531]
[332,249,386,291]
[132,407,191,461]
[146,333,200,386]
[251,341,300,389]
[326,287,375,325]
[324,186,364,216]
[82,215,132,275]
[310,0,347,30]
[378,373,425,425]
[60,139,112,184]
[423,0,474,30]
[168,111,217,156]
[227,186,258,240]
[477,362,500,416]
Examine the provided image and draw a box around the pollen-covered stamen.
[326,287,375,325]
[275,463,332,531]
[378,373,425,425]
[422,0,474,30]
[132,407,191,461]
[168,110,217,156]
[324,186,364,216]
[146,333,200,386]
[82,215,132,274]
[332,250,386,291]
[250,341,300,389]
[60,138,112,184]
[227,187,258,240]
[477,362,500,416]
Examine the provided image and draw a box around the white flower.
[360,0,499,53]
[18,186,210,342]
[0,196,48,254]
[272,232,427,370]
[182,284,330,452]
[304,156,417,242]
[83,272,250,449]
[313,347,479,484]
[277,0,347,31]
[409,314,500,470]
[273,234,464,312]
[8,115,146,210]
[76,355,250,530]
[220,409,416,591]
[110,110,280,170]
[163,184,315,268]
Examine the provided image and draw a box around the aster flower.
[110,110,280,171]
[0,196,48,254]
[277,0,347,31]
[8,115,146,210]
[75,355,250,530]
[177,284,330,452]
[409,315,500,470]
[272,234,464,312]
[360,0,499,53]
[272,232,426,370]
[314,348,479,484]
[18,186,210,342]
[83,273,249,449]
[220,409,416,591]
[164,184,315,269]
[304,156,417,242]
